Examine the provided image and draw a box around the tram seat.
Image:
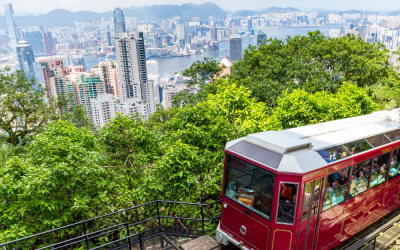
[278,201,295,223]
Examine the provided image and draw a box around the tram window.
[225,155,275,220]
[366,134,391,147]
[317,145,350,163]
[370,152,390,188]
[389,149,400,180]
[277,182,298,225]
[343,139,373,155]
[349,159,373,199]
[385,129,400,142]
[322,166,351,212]
[301,182,312,221]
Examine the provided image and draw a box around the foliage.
[229,31,392,107]
[366,73,400,110]
[0,70,60,145]
[272,83,377,129]
[172,57,224,107]
[0,121,129,244]
[0,143,25,169]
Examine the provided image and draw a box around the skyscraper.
[3,3,20,54]
[16,40,35,79]
[76,71,105,119]
[43,31,54,56]
[247,19,253,30]
[71,56,86,70]
[25,31,45,55]
[176,23,185,42]
[106,30,112,46]
[257,29,267,46]
[229,35,242,62]
[115,32,155,117]
[39,24,44,33]
[113,8,126,38]
[358,11,367,41]
[210,21,217,42]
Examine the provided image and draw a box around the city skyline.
[2,0,400,15]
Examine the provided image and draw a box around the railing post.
[373,237,377,250]
[138,232,143,250]
[125,223,132,250]
[82,222,90,250]
[156,201,161,228]
[201,205,205,236]
[3,246,7,250]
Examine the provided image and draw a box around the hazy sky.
[5,0,400,15]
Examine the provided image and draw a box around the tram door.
[297,178,324,250]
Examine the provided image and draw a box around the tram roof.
[225,109,400,174]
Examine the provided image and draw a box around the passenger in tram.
[390,153,400,178]
[350,147,356,155]
[280,183,293,200]
[373,158,381,173]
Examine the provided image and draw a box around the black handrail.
[0,199,222,250]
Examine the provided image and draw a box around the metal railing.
[0,199,221,250]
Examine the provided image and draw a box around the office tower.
[76,71,105,119]
[39,24,44,33]
[229,35,242,62]
[257,29,267,46]
[349,23,355,30]
[177,39,185,48]
[106,30,112,46]
[186,34,192,45]
[155,36,162,48]
[92,60,120,97]
[247,19,253,30]
[24,31,45,55]
[115,32,155,117]
[16,40,35,79]
[210,21,217,42]
[3,3,20,54]
[113,8,126,38]
[176,23,185,42]
[146,60,158,76]
[43,32,54,55]
[62,54,72,68]
[165,36,171,45]
[71,56,86,70]
[147,60,160,103]
[358,11,366,41]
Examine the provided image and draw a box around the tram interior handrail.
[0,199,222,250]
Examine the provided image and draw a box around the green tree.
[172,57,224,107]
[271,83,377,129]
[230,31,393,107]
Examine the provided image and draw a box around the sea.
[19,25,343,84]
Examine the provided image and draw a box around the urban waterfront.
[26,25,342,84]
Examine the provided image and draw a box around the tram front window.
[277,183,298,224]
[225,155,274,220]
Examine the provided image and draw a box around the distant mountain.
[259,7,301,14]
[0,2,227,28]
[234,10,258,16]
[308,9,340,14]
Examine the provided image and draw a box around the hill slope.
[0,2,227,28]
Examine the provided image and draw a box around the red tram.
[215,109,400,250]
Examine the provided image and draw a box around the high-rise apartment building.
[16,40,35,79]
[43,31,54,55]
[25,31,45,55]
[3,3,20,54]
[93,60,120,97]
[176,23,185,42]
[210,21,218,42]
[115,32,155,118]
[75,71,105,119]
[40,58,71,100]
[113,8,126,38]
[257,29,267,46]
[229,35,242,62]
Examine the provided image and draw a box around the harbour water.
[24,25,343,84]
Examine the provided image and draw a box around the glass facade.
[25,31,45,55]
[113,8,126,38]
[3,3,20,54]
[16,41,35,79]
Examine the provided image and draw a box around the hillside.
[234,10,258,16]
[260,7,300,14]
[0,2,227,28]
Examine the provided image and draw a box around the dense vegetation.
[0,32,398,247]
